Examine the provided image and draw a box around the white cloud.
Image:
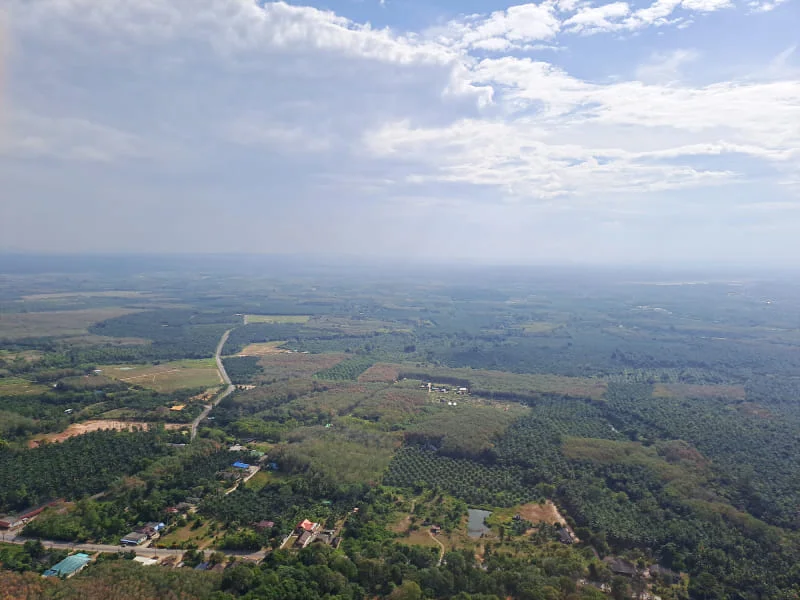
[748,0,791,11]
[223,115,332,153]
[4,0,799,222]
[636,49,699,83]
[563,2,631,33]
[1,111,146,162]
[433,3,562,51]
[8,0,456,66]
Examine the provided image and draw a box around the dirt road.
[190,328,235,440]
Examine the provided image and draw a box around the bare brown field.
[29,419,187,446]
[358,363,400,383]
[653,383,746,400]
[0,308,142,340]
[257,352,347,380]
[237,341,287,356]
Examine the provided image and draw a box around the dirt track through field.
[29,420,187,447]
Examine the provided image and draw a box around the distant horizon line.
[1,250,798,275]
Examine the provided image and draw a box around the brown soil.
[516,501,564,525]
[238,342,288,356]
[653,383,746,400]
[29,420,187,447]
[358,363,401,383]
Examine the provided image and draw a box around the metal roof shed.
[43,553,91,578]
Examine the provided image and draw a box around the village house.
[120,531,148,546]
[254,520,275,532]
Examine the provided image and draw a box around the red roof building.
[296,519,319,533]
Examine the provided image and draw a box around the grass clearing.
[0,308,143,340]
[245,314,310,324]
[653,383,746,400]
[244,471,271,492]
[102,359,221,392]
[280,426,399,485]
[521,322,562,334]
[236,341,287,356]
[257,352,347,380]
[397,365,608,401]
[158,520,219,549]
[358,363,401,383]
[0,377,48,396]
[407,403,527,459]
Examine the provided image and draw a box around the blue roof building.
[43,553,91,578]
[232,461,250,469]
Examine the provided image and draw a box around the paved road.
[1,534,268,562]
[190,328,235,440]
[0,534,185,557]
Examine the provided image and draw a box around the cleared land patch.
[0,377,48,396]
[29,419,187,447]
[257,352,347,380]
[398,366,607,401]
[490,500,565,527]
[237,341,288,356]
[521,322,561,334]
[653,383,746,400]
[358,363,401,383]
[0,308,143,340]
[103,359,221,392]
[245,314,310,324]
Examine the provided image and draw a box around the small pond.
[467,509,492,538]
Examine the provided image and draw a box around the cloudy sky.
[1,0,798,265]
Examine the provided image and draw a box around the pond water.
[467,509,492,538]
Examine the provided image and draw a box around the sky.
[1,0,799,266]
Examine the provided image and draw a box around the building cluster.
[293,519,341,550]
[0,499,63,530]
[121,521,165,546]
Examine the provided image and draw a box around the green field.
[102,359,221,392]
[0,377,48,396]
[0,308,143,340]
[245,314,310,324]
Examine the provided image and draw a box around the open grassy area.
[521,322,562,334]
[158,519,220,550]
[102,359,221,392]
[0,308,143,340]
[397,365,608,401]
[236,341,287,356]
[0,377,48,396]
[653,383,746,400]
[280,426,399,485]
[245,314,310,324]
[243,470,272,492]
[256,352,347,380]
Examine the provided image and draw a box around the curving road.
[190,328,235,440]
